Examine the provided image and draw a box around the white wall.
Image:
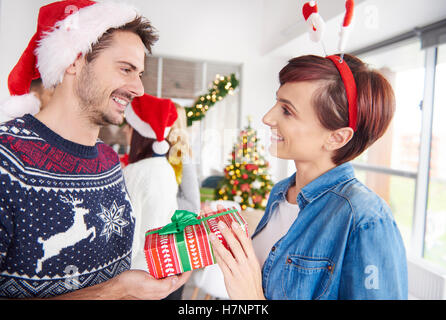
[2,0,445,182]
[0,0,50,98]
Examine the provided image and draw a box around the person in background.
[210,54,408,300]
[167,104,200,214]
[123,93,180,272]
[163,103,201,300]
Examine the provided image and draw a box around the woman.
[123,94,179,272]
[209,54,408,300]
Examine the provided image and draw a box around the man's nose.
[127,75,145,98]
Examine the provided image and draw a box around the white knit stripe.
[36,1,139,89]
[0,164,125,193]
[0,143,122,181]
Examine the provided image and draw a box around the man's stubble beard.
[74,62,122,127]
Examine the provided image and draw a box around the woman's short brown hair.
[128,129,171,164]
[279,54,395,165]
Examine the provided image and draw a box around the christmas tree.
[215,120,274,210]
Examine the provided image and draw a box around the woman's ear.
[324,127,354,151]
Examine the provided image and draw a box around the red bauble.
[245,164,259,171]
[240,183,250,192]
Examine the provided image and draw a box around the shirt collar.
[272,162,355,209]
[298,162,355,208]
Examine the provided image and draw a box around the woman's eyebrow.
[276,95,298,113]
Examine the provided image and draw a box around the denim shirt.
[252,162,408,300]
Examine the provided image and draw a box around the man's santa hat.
[125,94,178,155]
[1,0,140,122]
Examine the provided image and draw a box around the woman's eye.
[281,106,291,116]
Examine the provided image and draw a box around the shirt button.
[271,246,276,252]
[327,264,333,271]
[287,258,292,264]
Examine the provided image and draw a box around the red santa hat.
[2,0,140,121]
[125,94,178,155]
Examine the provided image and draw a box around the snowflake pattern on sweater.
[0,115,135,298]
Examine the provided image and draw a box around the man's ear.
[65,53,85,75]
[324,127,354,151]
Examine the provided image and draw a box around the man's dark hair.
[85,16,158,63]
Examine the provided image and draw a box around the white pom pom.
[0,93,41,123]
[152,140,170,155]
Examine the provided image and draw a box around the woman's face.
[262,81,332,163]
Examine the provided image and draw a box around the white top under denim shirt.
[253,200,299,268]
[252,162,408,300]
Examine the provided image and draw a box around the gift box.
[144,207,248,279]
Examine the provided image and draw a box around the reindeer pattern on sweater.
[0,115,134,298]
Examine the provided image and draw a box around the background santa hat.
[1,0,140,122]
[125,94,178,155]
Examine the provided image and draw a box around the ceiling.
[261,0,446,58]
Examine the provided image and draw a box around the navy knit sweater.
[0,114,135,298]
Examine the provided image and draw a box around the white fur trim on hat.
[124,104,171,139]
[36,1,139,89]
[0,93,41,124]
[152,140,170,155]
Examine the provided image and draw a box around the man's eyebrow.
[117,61,144,73]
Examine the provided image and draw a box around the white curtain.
[189,92,239,182]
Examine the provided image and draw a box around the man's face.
[74,31,146,126]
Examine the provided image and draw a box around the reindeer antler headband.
[302,0,357,131]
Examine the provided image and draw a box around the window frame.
[351,19,446,267]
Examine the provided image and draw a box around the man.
[0,0,190,299]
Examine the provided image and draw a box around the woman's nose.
[262,106,276,127]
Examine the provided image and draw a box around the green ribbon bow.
[146,210,201,236]
[145,208,238,236]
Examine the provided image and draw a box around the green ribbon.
[145,210,201,236]
[145,209,238,236]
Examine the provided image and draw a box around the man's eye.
[122,68,131,73]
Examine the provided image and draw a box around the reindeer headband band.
[302,0,358,131]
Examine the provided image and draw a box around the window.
[425,43,446,269]
[353,20,446,271]
[355,40,425,248]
